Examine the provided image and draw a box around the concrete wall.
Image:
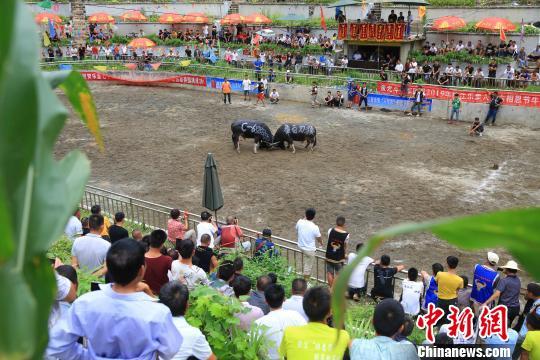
[27,2,540,23]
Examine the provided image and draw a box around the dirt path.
[55,83,540,282]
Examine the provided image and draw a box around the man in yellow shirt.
[91,204,111,240]
[521,311,540,360]
[280,286,349,360]
[435,255,464,325]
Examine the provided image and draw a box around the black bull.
[231,120,317,153]
[273,123,317,153]
[231,120,274,153]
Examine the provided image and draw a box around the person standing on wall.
[222,78,232,105]
[484,91,503,126]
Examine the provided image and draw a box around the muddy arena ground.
[56,83,540,282]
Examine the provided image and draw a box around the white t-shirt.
[196,222,216,247]
[270,91,279,99]
[171,316,212,360]
[169,262,210,290]
[64,216,82,241]
[242,79,252,91]
[296,219,321,252]
[282,295,308,321]
[71,233,110,272]
[261,78,268,89]
[401,279,424,316]
[255,309,307,360]
[395,63,404,72]
[231,52,238,61]
[347,253,374,288]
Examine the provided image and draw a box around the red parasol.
[87,12,115,24]
[244,13,272,25]
[181,12,210,24]
[220,14,246,25]
[35,12,62,24]
[120,11,147,22]
[431,16,466,31]
[475,17,516,31]
[158,13,184,24]
[128,37,156,48]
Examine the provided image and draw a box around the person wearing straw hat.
[471,252,500,313]
[482,260,522,326]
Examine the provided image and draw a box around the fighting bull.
[273,123,317,153]
[231,120,274,154]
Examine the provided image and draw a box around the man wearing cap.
[482,260,522,325]
[471,252,500,313]
[254,229,277,258]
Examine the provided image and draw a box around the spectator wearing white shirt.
[65,209,83,241]
[170,240,210,290]
[159,281,216,360]
[453,66,463,86]
[394,59,404,73]
[71,214,110,274]
[242,75,252,101]
[282,278,308,321]
[269,89,280,104]
[400,267,424,316]
[296,208,322,281]
[196,211,217,248]
[347,243,374,300]
[255,284,307,360]
[455,40,465,52]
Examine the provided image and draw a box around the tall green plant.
[332,208,540,332]
[0,0,101,358]
[186,286,268,359]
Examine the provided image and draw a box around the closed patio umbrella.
[202,153,224,224]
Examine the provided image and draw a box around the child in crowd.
[334,91,344,108]
[469,117,484,136]
[256,81,266,107]
[521,312,540,359]
[324,91,334,107]
[449,93,461,124]
[457,275,472,310]
[394,315,416,346]
[400,267,424,316]
[421,263,444,312]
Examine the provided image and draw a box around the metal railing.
[40,59,540,92]
[80,185,414,291]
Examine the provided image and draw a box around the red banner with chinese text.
[80,71,207,87]
[350,23,360,40]
[338,23,347,40]
[359,23,369,40]
[367,23,376,39]
[343,23,405,41]
[385,23,396,41]
[377,81,540,107]
[395,23,405,39]
[375,23,385,41]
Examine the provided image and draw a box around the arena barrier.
[81,185,417,295]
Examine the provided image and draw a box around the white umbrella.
[256,29,276,38]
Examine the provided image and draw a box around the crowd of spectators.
[52,205,540,359]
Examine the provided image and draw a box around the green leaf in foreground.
[0,0,101,358]
[332,207,540,334]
